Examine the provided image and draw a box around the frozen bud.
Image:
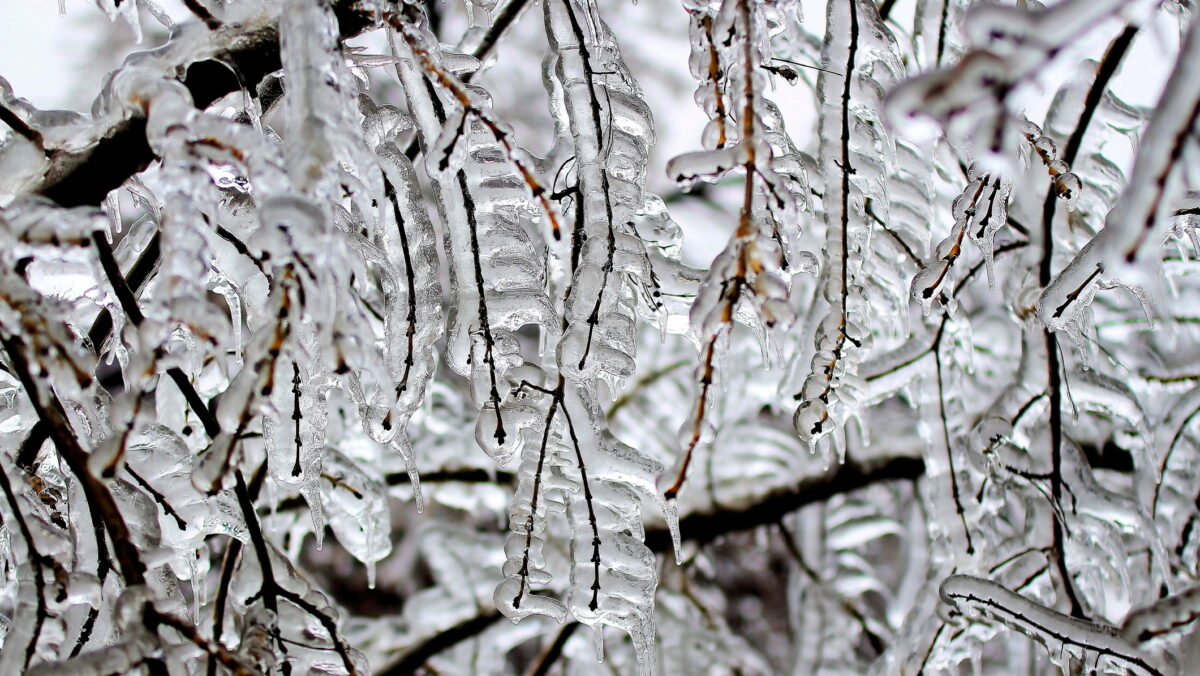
[952,181,984,220]
[753,271,790,301]
[792,250,821,277]
[115,586,155,631]
[800,374,831,402]
[1054,172,1081,211]
[933,228,965,262]
[1033,135,1057,162]
[666,147,741,186]
[970,416,1013,456]
[760,298,793,328]
[475,403,517,464]
[504,363,549,393]
[910,261,950,314]
[793,399,829,442]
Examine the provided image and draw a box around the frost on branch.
[508,0,665,668]
[887,0,1161,167]
[1038,11,1200,346]
[391,7,556,465]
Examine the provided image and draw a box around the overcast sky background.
[0,0,1180,206]
[2,1,145,111]
[2,1,1175,111]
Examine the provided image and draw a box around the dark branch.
[647,455,924,552]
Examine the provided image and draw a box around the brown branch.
[388,468,516,485]
[87,231,159,353]
[1034,23,1138,624]
[469,0,531,68]
[381,611,504,675]
[16,419,48,471]
[511,383,560,610]
[145,607,256,674]
[207,463,265,676]
[526,622,580,676]
[182,0,222,30]
[0,101,44,149]
[232,469,357,674]
[89,232,221,439]
[392,6,563,240]
[399,0,534,160]
[933,321,975,555]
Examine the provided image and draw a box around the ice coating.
[656,0,816,517]
[319,448,392,587]
[793,0,901,448]
[391,13,557,461]
[1039,15,1200,345]
[3,0,1200,673]
[911,165,1012,311]
[940,575,1166,675]
[887,0,1162,166]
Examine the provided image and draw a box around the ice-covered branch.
[793,0,901,451]
[1039,11,1200,343]
[940,574,1166,675]
[664,0,804,509]
[18,0,375,209]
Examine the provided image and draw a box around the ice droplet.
[1055,172,1082,211]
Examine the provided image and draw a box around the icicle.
[306,480,325,551]
[104,191,121,235]
[593,623,605,663]
[390,435,424,513]
[665,497,682,563]
[188,550,201,625]
[319,449,392,573]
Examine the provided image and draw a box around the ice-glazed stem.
[941,575,1164,675]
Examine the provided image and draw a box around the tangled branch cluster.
[3,0,1200,673]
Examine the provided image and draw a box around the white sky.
[0,0,193,112]
[1,1,106,110]
[0,1,1175,112]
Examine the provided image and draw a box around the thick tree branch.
[645,455,924,551]
[381,611,503,675]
